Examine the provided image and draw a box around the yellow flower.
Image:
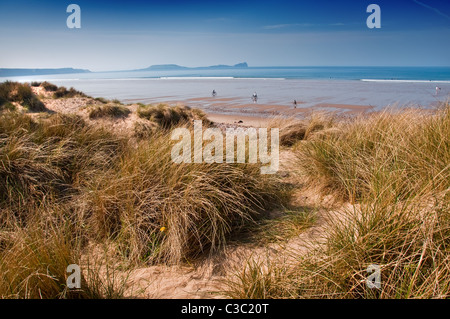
[160,227,166,233]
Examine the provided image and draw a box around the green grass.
[93,97,122,105]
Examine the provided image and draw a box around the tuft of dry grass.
[133,121,158,139]
[224,256,294,299]
[85,128,287,264]
[0,112,125,225]
[0,101,15,112]
[294,105,449,202]
[53,86,88,99]
[268,113,335,147]
[40,81,58,92]
[88,104,131,120]
[0,209,131,299]
[0,220,82,299]
[94,97,109,104]
[0,81,46,112]
[137,103,210,129]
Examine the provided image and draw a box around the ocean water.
[2,66,450,114]
[5,66,450,81]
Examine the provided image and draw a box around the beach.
[6,73,449,128]
[3,67,449,120]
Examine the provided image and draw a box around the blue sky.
[0,0,449,71]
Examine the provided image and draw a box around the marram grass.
[225,102,450,299]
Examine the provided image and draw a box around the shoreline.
[4,77,447,112]
[146,96,375,120]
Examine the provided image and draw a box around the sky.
[0,0,449,71]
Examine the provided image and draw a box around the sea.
[2,66,450,114]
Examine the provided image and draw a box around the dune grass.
[0,109,130,299]
[88,104,131,119]
[137,103,210,129]
[85,128,287,264]
[133,121,158,139]
[0,101,15,112]
[40,81,58,92]
[94,97,109,104]
[92,97,122,105]
[0,112,125,225]
[0,207,131,299]
[53,86,88,99]
[295,105,449,202]
[225,102,450,299]
[269,113,336,147]
[0,81,46,112]
[0,108,287,297]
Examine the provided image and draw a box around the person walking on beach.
[212,89,217,97]
[252,92,258,103]
[436,86,441,95]
[293,100,297,108]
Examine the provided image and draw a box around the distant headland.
[135,62,249,71]
[0,63,249,77]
